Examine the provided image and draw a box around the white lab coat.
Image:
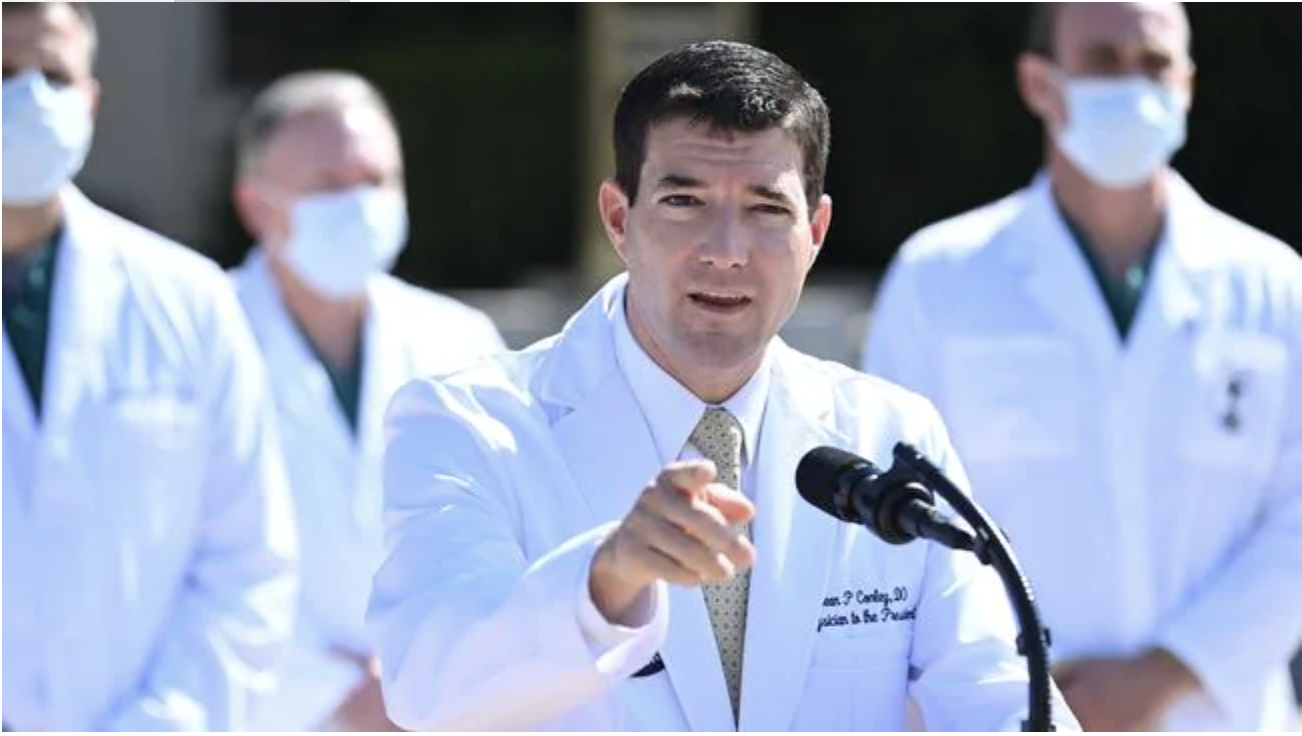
[365,273,1080,732]
[862,172,1302,731]
[230,249,506,730]
[1,189,300,731]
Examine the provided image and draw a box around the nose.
[698,210,749,269]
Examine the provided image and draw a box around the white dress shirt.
[577,294,773,647]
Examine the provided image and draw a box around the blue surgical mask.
[1055,75,1188,190]
[2,68,95,205]
[278,185,409,298]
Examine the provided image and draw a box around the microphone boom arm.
[891,443,1056,733]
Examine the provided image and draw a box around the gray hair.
[234,70,398,178]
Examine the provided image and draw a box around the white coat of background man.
[366,40,1079,732]
[228,70,507,731]
[862,2,1302,731]
[1,2,300,731]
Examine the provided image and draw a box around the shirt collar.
[612,286,772,467]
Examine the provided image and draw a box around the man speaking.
[365,39,1078,732]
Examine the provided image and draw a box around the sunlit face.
[234,104,404,253]
[1019,1,1194,133]
[599,118,832,392]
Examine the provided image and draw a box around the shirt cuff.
[575,558,659,655]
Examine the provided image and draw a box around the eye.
[753,204,792,217]
[42,69,74,88]
[659,194,702,208]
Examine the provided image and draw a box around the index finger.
[657,459,718,499]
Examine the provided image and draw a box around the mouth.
[688,291,753,312]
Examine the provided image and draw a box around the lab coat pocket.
[793,629,911,731]
[1177,331,1287,478]
[940,337,1082,462]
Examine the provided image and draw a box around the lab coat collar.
[233,249,355,461]
[539,273,843,731]
[39,188,127,434]
[1004,171,1214,359]
[232,247,406,466]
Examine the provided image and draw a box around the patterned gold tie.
[688,407,749,724]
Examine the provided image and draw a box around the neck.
[267,254,366,369]
[1048,152,1168,280]
[681,361,757,406]
[623,294,759,405]
[3,199,64,257]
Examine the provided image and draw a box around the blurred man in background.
[228,69,506,731]
[863,2,1302,730]
[2,2,300,730]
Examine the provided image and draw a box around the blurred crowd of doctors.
[3,1,1299,732]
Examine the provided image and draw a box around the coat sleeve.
[102,279,300,731]
[904,397,1081,732]
[365,376,669,731]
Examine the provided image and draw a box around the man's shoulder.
[75,195,240,321]
[396,334,553,412]
[374,274,506,356]
[1196,202,1302,281]
[374,274,499,328]
[893,188,1031,270]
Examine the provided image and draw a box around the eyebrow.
[653,174,796,206]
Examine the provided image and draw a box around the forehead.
[259,105,400,176]
[641,118,804,186]
[1055,2,1189,55]
[1,4,92,76]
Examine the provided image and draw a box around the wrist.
[588,540,648,626]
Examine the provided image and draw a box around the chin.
[680,334,763,371]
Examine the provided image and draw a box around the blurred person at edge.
[2,2,300,731]
[227,70,507,732]
[862,2,1302,731]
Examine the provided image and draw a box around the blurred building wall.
[77,3,238,253]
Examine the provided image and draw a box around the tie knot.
[689,407,744,491]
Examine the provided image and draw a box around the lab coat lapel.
[739,345,845,732]
[1009,176,1124,367]
[1127,175,1211,349]
[3,336,37,441]
[41,192,125,464]
[3,336,39,499]
[234,251,355,464]
[541,275,736,733]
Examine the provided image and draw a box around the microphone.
[795,443,1057,732]
[795,446,975,552]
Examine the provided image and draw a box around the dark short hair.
[1024,3,1060,59]
[2,2,98,62]
[612,39,831,214]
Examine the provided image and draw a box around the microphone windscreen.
[796,446,867,521]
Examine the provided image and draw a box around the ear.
[808,193,832,264]
[1179,64,1197,112]
[233,180,274,245]
[1016,52,1064,131]
[598,178,631,264]
[85,77,101,119]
